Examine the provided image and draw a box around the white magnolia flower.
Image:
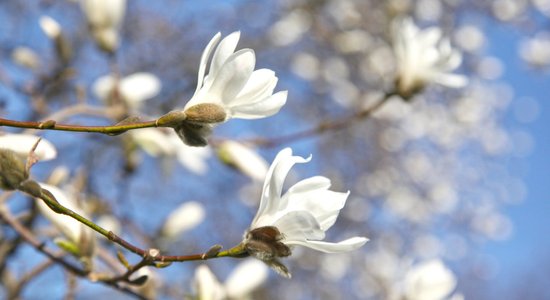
[160,201,205,239]
[93,72,161,109]
[39,16,61,39]
[392,18,467,99]
[129,128,210,174]
[194,259,269,300]
[0,133,57,161]
[218,140,269,181]
[36,183,95,257]
[404,259,457,300]
[12,47,40,70]
[80,0,126,53]
[243,148,368,277]
[175,32,287,146]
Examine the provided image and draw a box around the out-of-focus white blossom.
[177,32,287,146]
[0,134,57,161]
[129,128,211,174]
[269,10,311,46]
[194,259,268,300]
[194,265,226,300]
[160,201,205,239]
[36,183,95,257]
[454,25,485,53]
[11,47,40,70]
[39,16,61,39]
[519,33,550,68]
[218,141,268,181]
[404,259,457,300]
[243,148,368,277]
[392,18,467,99]
[93,73,161,109]
[224,259,269,298]
[129,267,159,299]
[80,0,126,53]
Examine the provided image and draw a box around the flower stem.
[0,118,158,135]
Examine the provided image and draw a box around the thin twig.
[244,92,395,147]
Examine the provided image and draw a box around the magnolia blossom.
[80,0,126,53]
[12,47,40,70]
[176,32,287,146]
[36,183,95,258]
[392,18,467,99]
[404,259,457,300]
[39,16,61,39]
[160,201,205,239]
[243,148,368,277]
[93,72,161,109]
[0,133,57,161]
[129,128,211,174]
[217,140,269,181]
[194,259,269,300]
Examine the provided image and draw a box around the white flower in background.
[80,0,126,53]
[195,265,226,300]
[392,18,467,99]
[39,16,61,39]
[11,47,40,70]
[194,259,269,300]
[175,32,287,146]
[218,140,269,181]
[519,32,550,68]
[0,134,57,161]
[36,183,96,258]
[129,267,159,299]
[128,128,211,174]
[93,72,161,109]
[243,148,368,278]
[404,259,457,300]
[160,201,205,239]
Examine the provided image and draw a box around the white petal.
[119,72,161,106]
[229,90,287,119]
[0,134,57,161]
[224,259,268,298]
[432,73,468,88]
[274,211,325,241]
[209,49,255,103]
[285,236,368,253]
[92,74,115,102]
[194,32,222,96]
[161,201,205,238]
[218,141,268,181]
[209,31,240,77]
[194,265,225,300]
[231,69,277,106]
[251,148,310,227]
[404,259,457,300]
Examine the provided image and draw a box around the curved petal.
[251,148,310,227]
[210,31,240,77]
[285,236,368,253]
[230,69,277,106]
[195,32,222,95]
[273,211,324,241]
[230,90,287,119]
[209,49,255,103]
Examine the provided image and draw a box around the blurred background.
[1,0,549,299]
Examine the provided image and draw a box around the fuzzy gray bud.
[183,103,227,124]
[0,149,28,190]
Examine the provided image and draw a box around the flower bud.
[183,103,227,124]
[0,149,28,191]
